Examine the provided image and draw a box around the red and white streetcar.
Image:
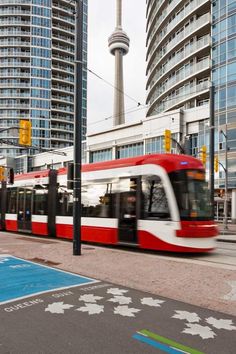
[0,154,218,252]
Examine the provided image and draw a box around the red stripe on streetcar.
[176,221,218,238]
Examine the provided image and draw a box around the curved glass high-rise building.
[0,0,87,156]
[212,1,236,137]
[145,0,236,220]
[146,0,211,117]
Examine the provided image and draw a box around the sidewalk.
[217,222,236,243]
[0,231,236,317]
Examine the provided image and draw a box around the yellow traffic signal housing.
[0,166,5,182]
[164,129,171,153]
[200,145,207,166]
[214,155,219,173]
[19,119,31,146]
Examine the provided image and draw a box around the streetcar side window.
[142,176,170,220]
[6,188,17,213]
[82,182,116,218]
[33,190,48,215]
[57,191,73,216]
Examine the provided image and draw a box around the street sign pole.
[221,126,228,230]
[73,0,83,256]
[209,84,215,219]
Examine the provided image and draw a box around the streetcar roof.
[13,154,204,182]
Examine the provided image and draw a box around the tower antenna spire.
[116,0,122,28]
[108,0,130,126]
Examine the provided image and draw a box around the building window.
[116,143,143,159]
[90,149,112,163]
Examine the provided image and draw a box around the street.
[167,241,236,268]
[0,232,236,353]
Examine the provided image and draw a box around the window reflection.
[142,176,170,219]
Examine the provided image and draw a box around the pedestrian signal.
[164,129,171,153]
[19,119,31,146]
[214,156,219,173]
[0,166,5,182]
[200,145,207,166]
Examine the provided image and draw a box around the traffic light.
[214,155,219,173]
[19,119,31,146]
[164,129,171,153]
[200,145,207,166]
[0,166,5,182]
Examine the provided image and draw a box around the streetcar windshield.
[169,170,212,220]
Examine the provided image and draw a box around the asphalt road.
[0,255,235,354]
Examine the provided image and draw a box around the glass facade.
[212,0,236,188]
[116,142,144,159]
[31,0,51,150]
[146,133,179,154]
[90,148,112,163]
[146,0,211,117]
[0,0,87,156]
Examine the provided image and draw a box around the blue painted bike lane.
[0,255,98,304]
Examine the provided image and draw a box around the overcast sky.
[87,0,146,134]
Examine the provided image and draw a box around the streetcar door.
[0,182,6,230]
[17,188,33,233]
[118,178,138,244]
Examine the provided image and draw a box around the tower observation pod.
[108,0,130,126]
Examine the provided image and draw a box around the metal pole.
[223,125,228,230]
[209,84,215,219]
[73,0,83,255]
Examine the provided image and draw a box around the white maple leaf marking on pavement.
[108,296,132,305]
[141,297,165,307]
[223,281,236,301]
[78,294,103,303]
[107,288,128,296]
[45,302,74,314]
[113,305,141,317]
[182,323,216,339]
[76,303,104,315]
[206,317,236,330]
[172,310,201,323]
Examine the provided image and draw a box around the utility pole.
[73,0,83,255]
[209,84,215,219]
[221,126,228,230]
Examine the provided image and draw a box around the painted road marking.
[133,334,183,353]
[0,255,98,304]
[133,330,204,354]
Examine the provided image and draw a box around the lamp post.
[73,0,83,255]
[209,84,215,219]
[220,126,228,230]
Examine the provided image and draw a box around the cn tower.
[108,0,130,126]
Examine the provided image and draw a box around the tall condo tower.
[108,0,130,125]
[146,0,211,117]
[0,0,88,157]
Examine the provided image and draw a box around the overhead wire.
[68,1,210,129]
[88,105,148,126]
